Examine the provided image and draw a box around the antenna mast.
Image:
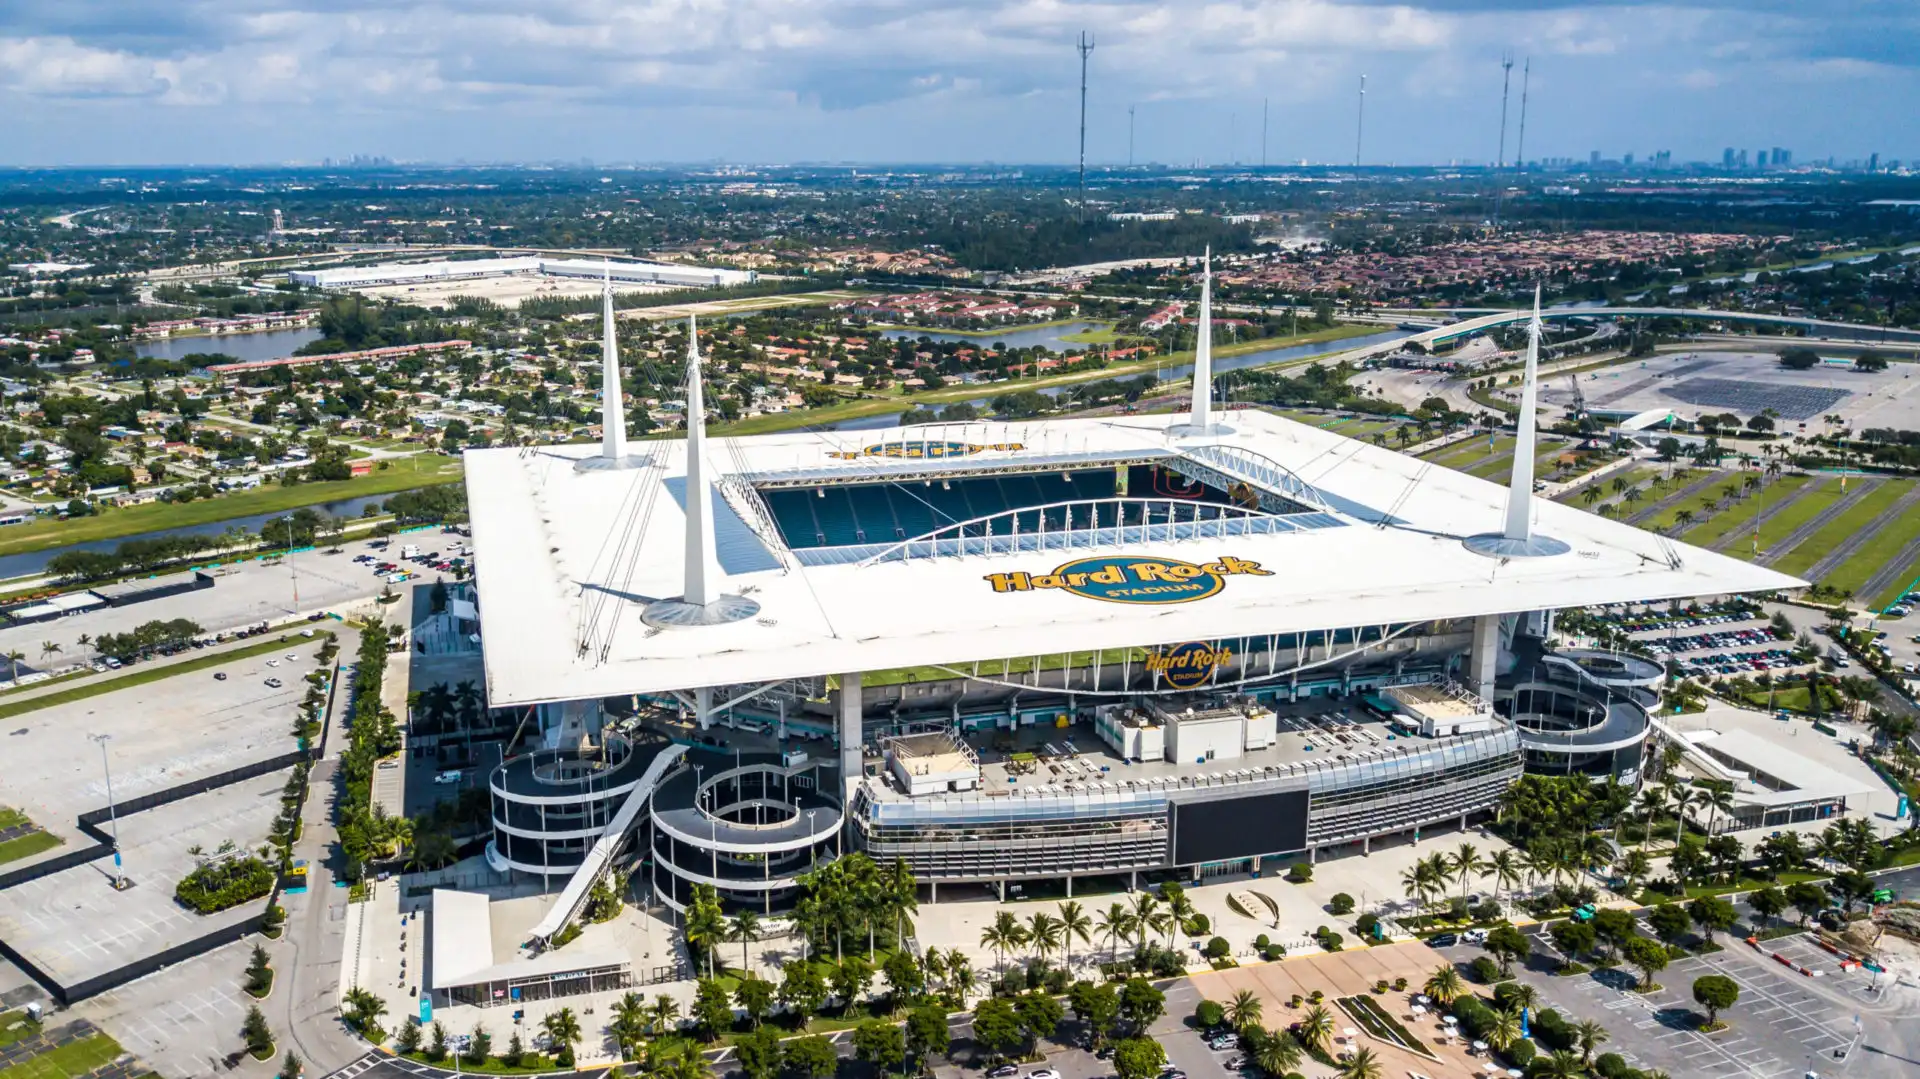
[1077,31,1095,216]
[1354,75,1366,168]
[1515,57,1531,170]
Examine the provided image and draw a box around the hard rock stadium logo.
[827,441,1025,460]
[982,554,1270,605]
[1146,641,1233,688]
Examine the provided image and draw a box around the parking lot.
[73,937,258,1079]
[1496,935,1878,1079]
[0,771,289,983]
[1,636,325,845]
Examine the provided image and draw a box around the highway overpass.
[1410,306,1920,349]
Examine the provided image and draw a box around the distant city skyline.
[0,0,1915,168]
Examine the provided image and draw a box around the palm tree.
[980,912,1023,976]
[1634,786,1668,844]
[649,994,681,1036]
[74,633,91,661]
[610,991,648,1057]
[1251,1028,1302,1077]
[1488,849,1522,906]
[1129,891,1161,952]
[1422,964,1464,1005]
[541,1007,582,1063]
[1451,842,1486,901]
[1337,1046,1382,1079]
[1486,1007,1523,1052]
[1582,486,1600,506]
[1296,1004,1334,1055]
[1225,989,1263,1033]
[1573,1018,1609,1065]
[1057,901,1092,970]
[38,641,60,670]
[1700,784,1736,836]
[1096,903,1135,964]
[1026,912,1062,964]
[3,649,22,684]
[729,910,762,972]
[1615,849,1652,896]
[1538,1049,1585,1079]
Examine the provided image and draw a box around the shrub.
[1594,1052,1630,1078]
[1204,937,1230,960]
[1188,913,1211,935]
[1329,893,1355,915]
[1471,900,1504,923]
[1504,1038,1535,1069]
[1356,913,1380,939]
[1196,1000,1225,1029]
[1391,976,1407,992]
[1469,956,1501,984]
[175,855,275,914]
[1372,980,1389,995]
[1263,944,1287,961]
[1286,864,1312,883]
[1255,934,1271,950]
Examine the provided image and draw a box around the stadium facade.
[464,268,1801,937]
[288,255,755,291]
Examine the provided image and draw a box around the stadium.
[461,271,1801,943]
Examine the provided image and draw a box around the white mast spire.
[599,261,628,462]
[1502,285,1544,541]
[682,314,719,607]
[1189,246,1214,429]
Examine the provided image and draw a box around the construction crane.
[1563,371,1587,420]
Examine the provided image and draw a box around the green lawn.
[0,1033,126,1079]
[1560,465,1658,507]
[1423,435,1514,471]
[0,633,319,722]
[1773,480,1912,578]
[1750,479,1841,552]
[1734,684,1847,715]
[1686,475,1810,549]
[0,455,462,558]
[1872,563,1920,611]
[0,808,26,830]
[0,1012,42,1048]
[0,831,62,865]
[1820,490,1920,595]
[712,323,1380,437]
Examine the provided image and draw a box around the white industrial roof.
[1689,729,1875,807]
[429,888,494,989]
[464,410,1803,707]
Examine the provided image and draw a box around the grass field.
[0,1032,127,1079]
[1643,475,1753,534]
[1685,475,1811,548]
[0,632,318,723]
[0,454,462,558]
[1559,465,1659,506]
[0,831,61,865]
[1750,479,1842,552]
[1772,479,1911,578]
[0,1011,41,1048]
[1422,434,1515,471]
[1802,481,1918,594]
[709,323,1382,437]
[1872,564,1920,610]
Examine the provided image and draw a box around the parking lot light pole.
[91,733,126,888]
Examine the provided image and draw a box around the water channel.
[0,491,407,579]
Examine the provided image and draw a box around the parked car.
[264,677,283,688]
[1428,933,1458,948]
[987,1067,1018,1078]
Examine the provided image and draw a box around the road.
[276,626,374,1075]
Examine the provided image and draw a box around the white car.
[266,659,280,668]
[1462,928,1490,945]
[1028,1070,1060,1079]
[286,653,298,660]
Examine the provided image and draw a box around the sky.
[0,0,1916,168]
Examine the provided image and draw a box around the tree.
[906,1003,951,1068]
[463,1024,491,1067]
[1250,1027,1302,1076]
[1296,1003,1334,1055]
[1337,1046,1382,1079]
[243,1004,273,1056]
[694,977,735,1041]
[736,975,775,1029]
[1548,920,1595,964]
[1485,925,1530,976]
[1648,903,1692,947]
[1688,895,1738,946]
[278,1050,302,1079]
[1591,908,1636,959]
[832,955,874,1012]
[1538,1049,1585,1079]
[1423,964,1464,1005]
[1572,1018,1609,1065]
[1622,935,1670,990]
[852,1019,905,1076]
[1747,885,1787,929]
[1112,1037,1167,1079]
[736,1028,782,1079]
[1693,974,1739,1027]
[246,943,273,995]
[783,1035,838,1079]
[731,910,765,971]
[610,992,649,1058]
[541,1007,582,1067]
[1225,988,1264,1032]
[882,948,924,1009]
[1058,900,1093,969]
[1096,903,1137,962]
[1069,980,1120,1050]
[972,997,1023,1060]
[1779,348,1821,371]
[502,1031,525,1068]
[394,1018,423,1055]
[1788,881,1829,924]
[1119,977,1165,1033]
[1016,989,1064,1054]
[780,960,829,1027]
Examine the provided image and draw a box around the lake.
[827,328,1412,431]
[0,490,412,579]
[134,326,323,364]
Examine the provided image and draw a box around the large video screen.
[1170,789,1309,865]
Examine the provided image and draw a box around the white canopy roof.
[465,410,1802,706]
